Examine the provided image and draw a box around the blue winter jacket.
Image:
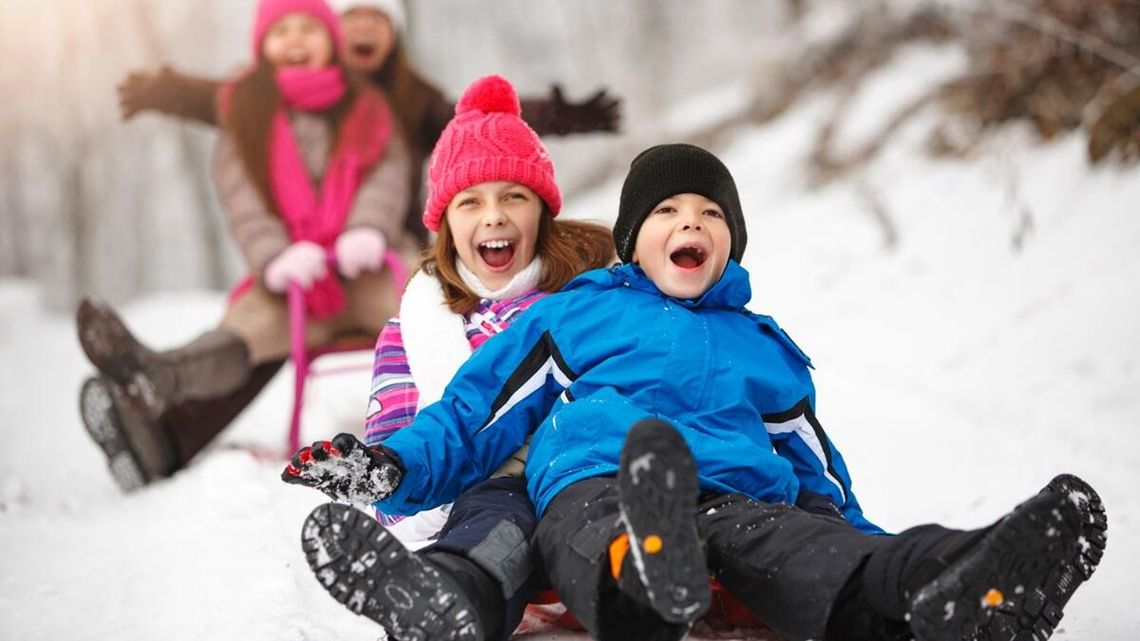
[378,261,882,534]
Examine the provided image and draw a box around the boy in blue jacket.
[288,144,1105,641]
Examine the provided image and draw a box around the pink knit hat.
[422,75,562,232]
[252,0,344,59]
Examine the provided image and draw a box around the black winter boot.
[907,490,1086,641]
[301,503,486,641]
[77,298,251,418]
[614,419,710,626]
[1040,474,1107,601]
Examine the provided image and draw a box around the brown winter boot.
[79,359,285,492]
[161,359,285,465]
[76,298,252,419]
[80,376,179,491]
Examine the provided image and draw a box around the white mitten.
[264,241,328,292]
[335,227,387,279]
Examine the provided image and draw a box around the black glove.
[281,433,404,503]
[544,84,622,135]
[795,489,845,520]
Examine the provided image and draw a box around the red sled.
[520,583,777,639]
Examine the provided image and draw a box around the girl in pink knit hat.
[77,0,415,490]
[282,74,614,641]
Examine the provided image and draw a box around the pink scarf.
[230,66,392,319]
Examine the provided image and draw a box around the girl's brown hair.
[223,57,357,215]
[373,41,434,150]
[421,211,616,315]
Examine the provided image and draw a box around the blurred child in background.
[78,0,413,491]
[116,0,622,247]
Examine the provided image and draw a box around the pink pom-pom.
[455,74,521,117]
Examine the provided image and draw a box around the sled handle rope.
[286,249,409,455]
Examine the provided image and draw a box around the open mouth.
[669,245,708,270]
[284,50,312,67]
[478,239,517,269]
[350,43,376,58]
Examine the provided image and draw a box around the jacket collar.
[566,260,752,311]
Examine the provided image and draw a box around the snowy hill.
[2,44,1139,640]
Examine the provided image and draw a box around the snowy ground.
[3,45,1139,640]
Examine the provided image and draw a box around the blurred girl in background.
[78,0,413,491]
[116,0,622,246]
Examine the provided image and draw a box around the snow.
[3,44,1140,640]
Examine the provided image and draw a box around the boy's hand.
[281,433,404,503]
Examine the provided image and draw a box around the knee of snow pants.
[427,476,538,599]
[698,492,887,641]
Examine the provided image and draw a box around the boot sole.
[909,492,1082,641]
[617,420,710,625]
[301,503,482,641]
[80,377,148,492]
[1043,474,1107,587]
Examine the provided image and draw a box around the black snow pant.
[535,477,947,641]
[420,476,541,641]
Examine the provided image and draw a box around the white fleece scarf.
[401,257,543,411]
[456,256,544,302]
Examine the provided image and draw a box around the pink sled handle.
[285,249,408,455]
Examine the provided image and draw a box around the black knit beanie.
[613,143,747,264]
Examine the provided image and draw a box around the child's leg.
[301,476,539,641]
[421,476,540,641]
[871,476,1104,641]
[698,493,887,641]
[77,299,274,489]
[303,502,481,641]
[535,478,691,641]
[79,298,255,414]
[220,284,334,362]
[158,358,284,464]
[535,418,710,641]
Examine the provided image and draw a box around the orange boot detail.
[609,533,631,579]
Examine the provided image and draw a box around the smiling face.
[445,181,544,291]
[632,193,732,300]
[339,7,395,73]
[261,12,335,69]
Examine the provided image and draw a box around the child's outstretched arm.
[519,85,622,136]
[377,297,574,515]
[117,65,222,126]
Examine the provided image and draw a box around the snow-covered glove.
[795,489,844,520]
[281,433,405,503]
[334,227,387,279]
[264,241,328,293]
